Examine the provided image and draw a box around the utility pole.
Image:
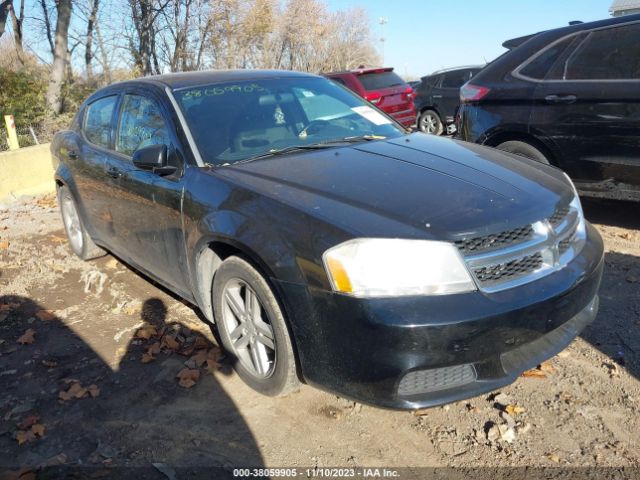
[379,17,388,65]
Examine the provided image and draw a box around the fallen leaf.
[30,424,45,437]
[49,235,67,245]
[176,368,200,388]
[521,369,547,379]
[618,232,633,241]
[17,329,35,345]
[0,240,9,249]
[104,258,119,269]
[59,382,92,401]
[547,453,561,463]
[135,324,158,340]
[505,404,526,416]
[87,384,100,398]
[36,310,56,321]
[162,335,180,351]
[148,342,161,355]
[191,349,208,368]
[538,361,555,373]
[412,408,430,417]
[206,347,222,374]
[194,335,209,350]
[17,414,39,430]
[41,360,57,368]
[141,353,155,364]
[15,430,35,445]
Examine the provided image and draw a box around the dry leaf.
[15,430,35,445]
[135,324,158,340]
[148,342,161,355]
[17,329,35,345]
[30,424,45,437]
[141,353,155,364]
[105,258,119,269]
[505,405,526,416]
[412,408,430,417]
[521,368,547,379]
[162,335,180,351]
[547,453,561,463]
[59,382,92,401]
[36,310,56,321]
[206,347,222,373]
[191,349,208,368]
[538,361,555,373]
[41,360,57,368]
[87,384,100,398]
[176,368,200,388]
[0,240,9,249]
[17,414,39,430]
[194,335,209,350]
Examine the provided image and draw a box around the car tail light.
[460,84,490,103]
[404,86,414,99]
[365,92,382,104]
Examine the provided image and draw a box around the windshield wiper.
[232,143,338,164]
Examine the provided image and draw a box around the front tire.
[57,186,105,260]
[496,140,550,165]
[212,256,299,396]
[417,109,444,135]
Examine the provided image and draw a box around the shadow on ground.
[0,295,262,479]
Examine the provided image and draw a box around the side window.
[116,94,171,157]
[519,36,576,80]
[84,96,117,148]
[565,23,640,80]
[441,71,468,88]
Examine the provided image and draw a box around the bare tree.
[0,0,24,62]
[0,1,10,38]
[84,0,99,78]
[46,0,72,114]
[38,0,55,57]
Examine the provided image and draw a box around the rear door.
[76,94,120,244]
[528,22,640,190]
[436,70,473,122]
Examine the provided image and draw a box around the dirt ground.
[0,193,639,479]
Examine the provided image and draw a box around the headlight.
[322,238,476,297]
[563,172,586,238]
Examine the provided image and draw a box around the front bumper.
[277,223,604,410]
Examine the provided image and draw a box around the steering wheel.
[298,119,329,138]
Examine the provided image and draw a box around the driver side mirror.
[132,144,177,176]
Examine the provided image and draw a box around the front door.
[105,91,191,295]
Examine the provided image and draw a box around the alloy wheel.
[221,279,276,378]
[420,113,438,134]
[61,194,84,253]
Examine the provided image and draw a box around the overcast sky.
[324,0,614,79]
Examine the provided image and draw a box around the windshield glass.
[173,76,405,165]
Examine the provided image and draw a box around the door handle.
[545,94,577,104]
[106,166,122,179]
[433,94,443,99]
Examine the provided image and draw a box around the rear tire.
[417,109,444,135]
[212,256,299,397]
[496,140,550,165]
[57,185,106,260]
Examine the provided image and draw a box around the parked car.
[414,66,482,135]
[323,67,416,127]
[52,70,603,410]
[457,14,640,202]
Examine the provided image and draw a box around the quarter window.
[519,36,575,80]
[565,23,640,80]
[84,96,117,148]
[116,94,171,156]
[441,71,469,88]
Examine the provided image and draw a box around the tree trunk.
[0,1,10,38]
[85,0,99,79]
[39,0,55,57]
[7,0,24,62]
[46,0,72,115]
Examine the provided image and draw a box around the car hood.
[213,133,573,241]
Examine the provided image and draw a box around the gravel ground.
[0,194,639,479]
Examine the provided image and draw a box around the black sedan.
[51,70,604,409]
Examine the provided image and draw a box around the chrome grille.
[455,225,533,255]
[473,252,543,283]
[457,203,585,292]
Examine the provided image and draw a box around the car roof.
[324,67,395,76]
[95,69,321,93]
[502,13,640,49]
[429,65,484,76]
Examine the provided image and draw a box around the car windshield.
[173,76,406,166]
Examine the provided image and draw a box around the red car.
[323,67,416,128]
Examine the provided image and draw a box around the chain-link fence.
[0,123,54,152]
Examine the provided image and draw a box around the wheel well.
[484,132,556,165]
[195,240,304,380]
